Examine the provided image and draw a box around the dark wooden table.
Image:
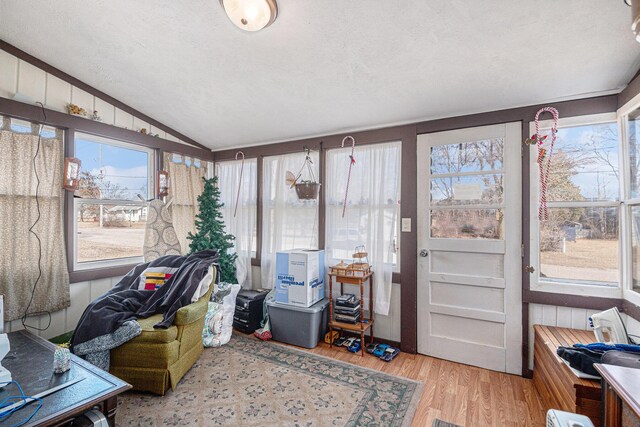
[595,363,640,427]
[1,330,130,426]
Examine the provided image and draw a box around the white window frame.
[214,158,258,258]
[324,141,402,272]
[619,91,640,309]
[72,132,155,271]
[529,112,623,298]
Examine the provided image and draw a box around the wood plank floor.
[289,340,547,427]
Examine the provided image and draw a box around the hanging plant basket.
[295,182,320,200]
[286,146,321,201]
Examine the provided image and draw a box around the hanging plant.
[295,180,320,200]
[285,147,320,200]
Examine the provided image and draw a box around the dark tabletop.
[1,330,130,426]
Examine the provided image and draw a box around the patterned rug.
[117,334,423,426]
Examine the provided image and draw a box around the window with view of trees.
[430,138,505,240]
[535,119,619,286]
[627,106,640,293]
[73,132,154,269]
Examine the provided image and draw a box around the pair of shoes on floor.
[368,343,400,361]
[333,336,362,353]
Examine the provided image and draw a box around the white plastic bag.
[203,282,241,347]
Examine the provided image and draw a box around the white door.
[417,123,522,374]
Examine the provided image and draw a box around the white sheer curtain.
[261,151,319,289]
[0,118,70,321]
[216,158,257,288]
[166,154,207,254]
[325,141,401,315]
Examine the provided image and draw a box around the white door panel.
[427,337,506,373]
[430,251,504,277]
[430,282,505,312]
[417,122,522,374]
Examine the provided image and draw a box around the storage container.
[266,298,329,348]
[275,249,325,307]
[233,289,269,333]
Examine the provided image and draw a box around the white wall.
[528,303,599,369]
[0,49,189,144]
[624,313,640,340]
[528,303,640,369]
[3,277,121,340]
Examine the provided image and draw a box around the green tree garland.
[187,176,237,283]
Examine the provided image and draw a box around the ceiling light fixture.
[627,0,640,42]
[220,0,278,32]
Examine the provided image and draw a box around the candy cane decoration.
[233,151,245,218]
[531,107,559,221]
[341,136,356,218]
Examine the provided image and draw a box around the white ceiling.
[1,1,640,150]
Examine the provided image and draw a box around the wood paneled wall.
[0,49,190,144]
[527,303,640,370]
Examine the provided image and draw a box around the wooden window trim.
[0,98,213,284]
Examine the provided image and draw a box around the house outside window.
[325,141,401,271]
[530,113,621,297]
[73,132,154,270]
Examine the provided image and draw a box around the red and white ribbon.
[341,136,356,218]
[533,107,559,221]
[233,151,245,218]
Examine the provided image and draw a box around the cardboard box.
[275,249,325,307]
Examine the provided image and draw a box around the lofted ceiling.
[1,1,640,150]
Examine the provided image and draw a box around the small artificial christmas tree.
[187,176,238,283]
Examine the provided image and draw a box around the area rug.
[117,334,423,426]
[432,420,462,427]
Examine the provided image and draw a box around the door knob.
[420,249,429,257]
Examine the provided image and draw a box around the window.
[261,151,319,288]
[0,116,69,320]
[165,153,207,254]
[531,114,620,291]
[625,106,640,295]
[325,141,401,270]
[73,132,154,270]
[429,137,505,240]
[216,159,258,256]
[216,158,257,288]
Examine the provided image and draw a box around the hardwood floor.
[295,341,547,427]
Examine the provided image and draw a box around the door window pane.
[431,209,503,239]
[431,174,503,206]
[430,139,504,175]
[540,207,618,284]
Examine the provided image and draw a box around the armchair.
[109,283,213,395]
